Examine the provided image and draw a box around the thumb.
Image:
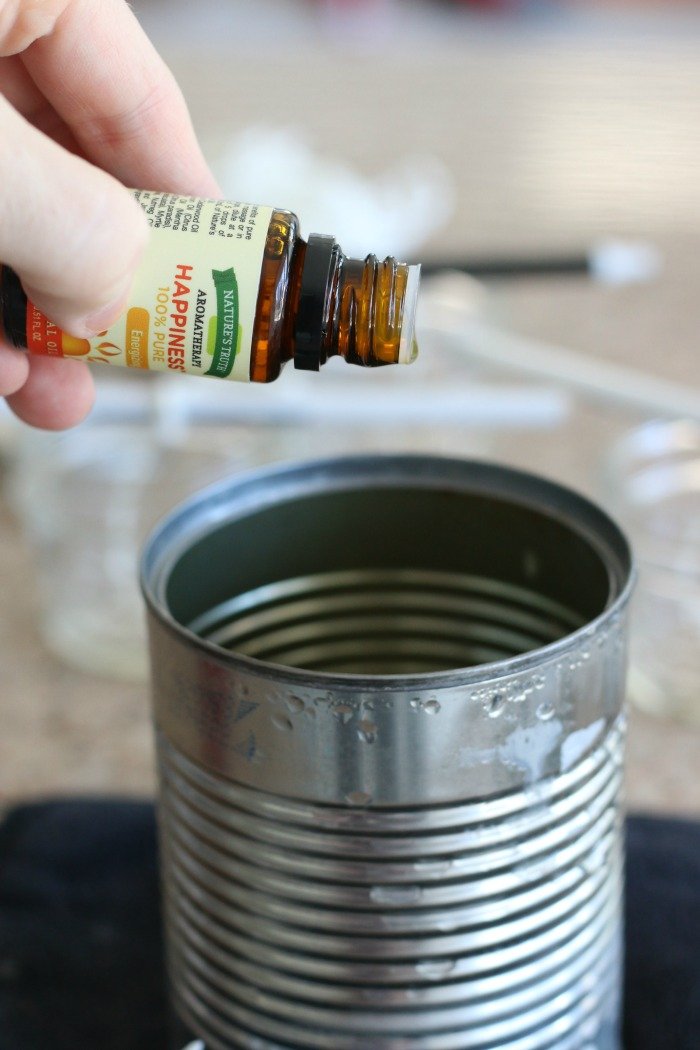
[0,94,149,338]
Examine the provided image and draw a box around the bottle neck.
[335,254,418,367]
[293,235,418,372]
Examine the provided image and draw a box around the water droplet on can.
[357,720,378,744]
[345,790,372,807]
[333,704,354,724]
[413,858,451,876]
[271,713,293,732]
[487,693,506,717]
[416,958,456,979]
[370,884,422,905]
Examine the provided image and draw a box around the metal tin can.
[141,455,633,1050]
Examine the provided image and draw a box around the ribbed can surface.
[141,456,633,1050]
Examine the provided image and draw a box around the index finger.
[22,0,220,197]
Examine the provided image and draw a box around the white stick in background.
[0,377,570,456]
[169,380,571,430]
[420,273,700,423]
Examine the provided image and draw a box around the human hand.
[0,0,220,428]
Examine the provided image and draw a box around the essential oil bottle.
[0,192,420,384]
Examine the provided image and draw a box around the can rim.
[140,454,635,690]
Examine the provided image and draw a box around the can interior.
[162,484,615,675]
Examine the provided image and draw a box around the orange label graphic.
[126,307,149,369]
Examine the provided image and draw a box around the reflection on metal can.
[142,455,633,1050]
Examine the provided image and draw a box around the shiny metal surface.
[142,455,633,1050]
[189,569,584,673]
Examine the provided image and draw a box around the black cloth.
[0,801,166,1050]
[0,802,698,1049]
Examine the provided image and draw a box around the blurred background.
[1,0,700,811]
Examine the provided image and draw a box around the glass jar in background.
[603,418,700,722]
[4,340,568,682]
[6,383,297,681]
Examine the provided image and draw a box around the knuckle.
[0,1,69,56]
[74,74,174,154]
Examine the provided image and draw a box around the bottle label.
[25,193,273,382]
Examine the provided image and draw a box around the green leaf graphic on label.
[205,268,240,378]
[206,315,217,356]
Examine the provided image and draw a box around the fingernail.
[83,286,131,336]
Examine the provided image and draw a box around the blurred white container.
[5,379,306,681]
[4,339,569,682]
[604,419,700,722]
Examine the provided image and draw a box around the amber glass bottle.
[0,193,420,385]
